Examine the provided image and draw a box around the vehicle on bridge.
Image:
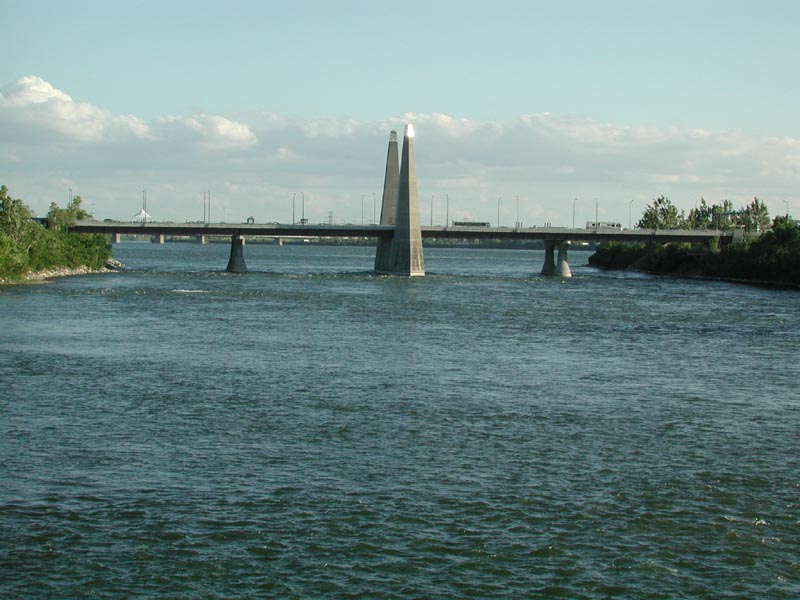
[586,221,622,230]
[452,221,492,227]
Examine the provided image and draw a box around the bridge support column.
[379,125,424,276]
[541,241,556,275]
[151,234,164,244]
[196,234,206,244]
[226,235,247,273]
[555,241,572,277]
[111,233,121,244]
[374,131,400,273]
[275,237,283,246]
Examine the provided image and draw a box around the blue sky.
[2,0,799,224]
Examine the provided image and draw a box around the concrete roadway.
[72,221,733,244]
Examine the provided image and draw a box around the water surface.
[2,242,798,598]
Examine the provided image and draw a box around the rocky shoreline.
[0,258,123,285]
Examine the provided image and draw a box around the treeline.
[590,216,800,286]
[0,185,111,279]
[637,195,771,232]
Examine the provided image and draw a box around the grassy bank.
[1,185,112,282]
[589,217,800,287]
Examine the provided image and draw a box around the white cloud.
[152,114,257,147]
[0,75,149,142]
[2,75,799,223]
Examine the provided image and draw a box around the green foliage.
[588,242,649,269]
[685,197,734,230]
[47,195,90,231]
[1,184,36,245]
[691,197,769,233]
[591,216,800,285]
[737,197,771,233]
[0,185,111,279]
[637,196,686,230]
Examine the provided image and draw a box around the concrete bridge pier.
[111,233,121,244]
[541,241,556,275]
[275,237,283,246]
[226,235,247,273]
[374,130,399,273]
[379,125,425,276]
[541,240,572,277]
[151,234,164,244]
[555,241,572,277]
[196,234,206,244]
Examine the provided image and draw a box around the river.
[1,242,798,598]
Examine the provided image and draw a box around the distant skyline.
[2,0,798,226]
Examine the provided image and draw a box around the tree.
[687,197,714,229]
[735,197,770,233]
[0,184,35,244]
[637,195,686,229]
[48,195,90,231]
[0,186,110,277]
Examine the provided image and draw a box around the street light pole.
[629,199,634,229]
[594,197,598,233]
[292,193,296,224]
[301,192,305,223]
[446,194,449,228]
[361,194,365,225]
[516,195,519,228]
[431,195,434,226]
[497,196,502,227]
[572,198,576,229]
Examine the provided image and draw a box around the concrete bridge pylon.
[379,124,425,276]
[542,241,556,276]
[226,234,247,273]
[541,240,572,277]
[555,241,572,277]
[374,131,399,273]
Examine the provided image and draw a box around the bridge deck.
[72,221,731,243]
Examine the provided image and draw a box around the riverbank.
[588,218,800,288]
[0,258,123,285]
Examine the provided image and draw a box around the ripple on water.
[2,244,799,598]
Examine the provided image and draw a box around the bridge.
[72,125,732,277]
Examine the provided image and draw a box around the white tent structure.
[131,209,153,223]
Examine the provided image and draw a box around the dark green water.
[2,243,799,598]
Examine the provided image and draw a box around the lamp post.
[497,196,502,227]
[361,194,365,225]
[301,192,305,224]
[446,194,449,228]
[431,195,434,226]
[572,198,576,229]
[292,193,296,224]
[629,199,634,230]
[594,197,598,233]
[516,195,520,228]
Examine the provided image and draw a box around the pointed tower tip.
[404,123,415,138]
[390,130,397,142]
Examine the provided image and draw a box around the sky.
[2,0,799,226]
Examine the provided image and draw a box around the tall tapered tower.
[374,131,399,273]
[386,124,425,276]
